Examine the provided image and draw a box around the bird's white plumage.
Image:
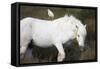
[48,9,54,19]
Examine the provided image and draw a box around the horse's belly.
[32,22,54,47]
[33,35,53,47]
[32,29,53,47]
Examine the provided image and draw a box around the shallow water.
[20,40,96,64]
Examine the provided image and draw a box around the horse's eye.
[78,35,80,37]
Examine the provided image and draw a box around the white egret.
[48,9,54,20]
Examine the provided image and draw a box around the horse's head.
[76,24,87,51]
[67,15,87,51]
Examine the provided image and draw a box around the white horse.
[20,15,87,62]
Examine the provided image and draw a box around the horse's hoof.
[57,53,65,62]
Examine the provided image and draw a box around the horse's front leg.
[54,42,65,62]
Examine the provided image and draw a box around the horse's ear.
[84,24,87,28]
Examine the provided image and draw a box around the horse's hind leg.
[20,45,28,59]
[54,42,65,62]
[20,39,30,60]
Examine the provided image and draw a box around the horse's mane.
[52,15,69,24]
[69,15,87,36]
[68,15,84,27]
[52,15,84,27]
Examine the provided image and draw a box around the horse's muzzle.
[79,41,88,52]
